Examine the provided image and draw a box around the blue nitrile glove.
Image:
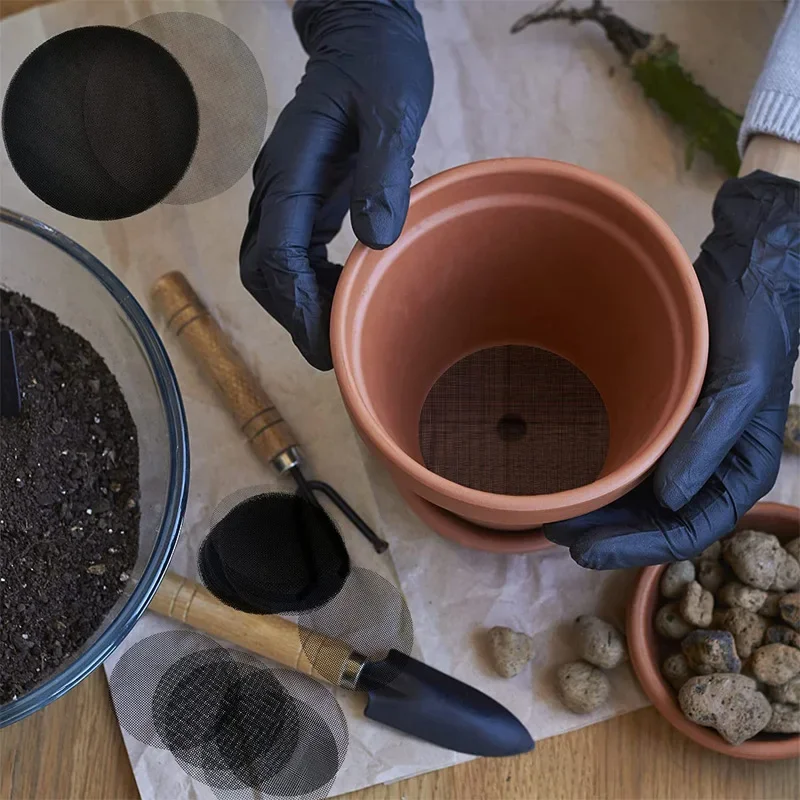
[240,0,433,370]
[546,170,800,569]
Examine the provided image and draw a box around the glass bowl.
[0,208,189,727]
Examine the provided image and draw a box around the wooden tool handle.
[151,572,355,686]
[150,271,298,472]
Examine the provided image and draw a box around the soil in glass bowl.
[0,289,140,703]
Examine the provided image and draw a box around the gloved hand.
[546,170,800,569]
[240,0,433,370]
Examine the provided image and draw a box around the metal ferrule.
[271,445,301,474]
[339,652,367,691]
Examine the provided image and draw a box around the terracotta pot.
[332,158,708,549]
[627,502,800,761]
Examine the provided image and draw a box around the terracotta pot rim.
[626,501,800,760]
[332,157,709,513]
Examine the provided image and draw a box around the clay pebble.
[770,675,800,705]
[718,582,767,613]
[723,530,782,590]
[719,609,768,660]
[682,630,741,675]
[556,661,610,714]
[750,643,800,686]
[487,626,534,678]
[696,559,725,594]
[660,561,696,599]
[779,592,800,631]
[678,674,772,745]
[655,603,694,640]
[785,538,800,564]
[575,615,627,670]
[764,702,800,734]
[764,625,800,649]
[696,541,722,563]
[662,653,693,691]
[680,581,714,628]
[770,549,800,592]
[759,592,784,619]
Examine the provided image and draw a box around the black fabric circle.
[2,26,198,220]
[198,492,350,615]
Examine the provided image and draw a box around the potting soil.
[0,289,139,704]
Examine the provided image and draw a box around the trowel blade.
[358,649,534,757]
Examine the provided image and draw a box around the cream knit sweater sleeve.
[739,0,800,153]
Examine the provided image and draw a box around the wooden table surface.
[0,1,798,797]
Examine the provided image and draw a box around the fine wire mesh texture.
[109,630,348,800]
[2,26,198,220]
[299,567,414,687]
[2,13,268,220]
[419,345,610,495]
[129,12,269,205]
[198,487,350,615]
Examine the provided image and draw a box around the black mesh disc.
[198,490,350,615]
[2,26,198,220]
[299,568,414,686]
[109,631,347,800]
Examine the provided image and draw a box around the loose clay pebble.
[655,603,694,640]
[696,559,725,594]
[661,561,696,599]
[678,674,771,745]
[556,661,610,714]
[770,550,800,592]
[487,626,534,678]
[711,609,728,629]
[779,592,800,630]
[719,608,768,660]
[723,530,782,590]
[784,404,800,454]
[697,541,722,563]
[764,625,800,649]
[750,643,800,686]
[718,582,767,613]
[786,538,800,564]
[759,592,784,618]
[662,653,693,691]
[682,630,741,675]
[770,675,800,705]
[680,581,714,628]
[575,615,627,669]
[764,702,800,734]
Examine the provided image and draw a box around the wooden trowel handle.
[150,271,299,473]
[150,571,355,687]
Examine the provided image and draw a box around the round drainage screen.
[419,345,609,496]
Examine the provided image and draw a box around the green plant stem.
[512,1,742,177]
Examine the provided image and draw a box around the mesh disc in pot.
[419,345,609,495]
[198,489,350,615]
[109,630,347,800]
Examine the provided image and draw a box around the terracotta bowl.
[627,502,800,760]
[332,158,708,551]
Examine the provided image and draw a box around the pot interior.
[352,165,695,494]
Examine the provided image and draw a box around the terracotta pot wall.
[355,168,690,478]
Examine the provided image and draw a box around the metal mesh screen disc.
[199,488,350,615]
[109,631,347,800]
[2,14,268,219]
[130,12,268,205]
[419,345,609,495]
[2,26,198,220]
[299,568,414,686]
